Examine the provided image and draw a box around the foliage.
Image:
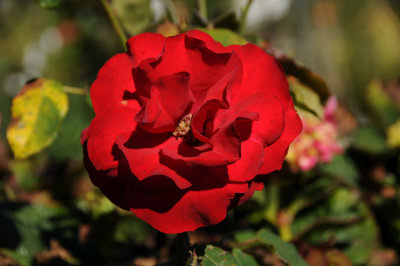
[6,79,68,159]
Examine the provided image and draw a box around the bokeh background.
[1,0,400,265]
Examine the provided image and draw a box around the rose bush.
[81,30,302,233]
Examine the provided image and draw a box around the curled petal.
[258,107,303,174]
[84,107,138,173]
[129,183,248,234]
[135,72,194,133]
[126,32,165,66]
[91,54,140,114]
[227,137,265,182]
[228,44,291,110]
[115,130,192,189]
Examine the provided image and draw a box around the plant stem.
[63,86,89,95]
[164,0,179,25]
[197,0,208,21]
[99,0,127,51]
[239,0,253,35]
[264,181,279,224]
[174,232,190,266]
[190,250,198,266]
[278,224,292,242]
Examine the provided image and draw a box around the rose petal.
[228,44,291,110]
[161,116,241,166]
[143,32,241,92]
[227,137,265,182]
[220,94,285,146]
[135,72,194,133]
[185,30,227,53]
[91,34,165,115]
[82,142,129,210]
[115,129,192,189]
[129,183,248,233]
[85,107,138,172]
[258,107,303,174]
[190,69,237,141]
[126,32,165,66]
[228,181,265,210]
[90,54,140,114]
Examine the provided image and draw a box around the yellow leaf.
[7,78,68,159]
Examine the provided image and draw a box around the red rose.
[81,30,302,233]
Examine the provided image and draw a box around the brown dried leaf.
[34,239,78,265]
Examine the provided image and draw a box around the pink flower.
[287,97,343,171]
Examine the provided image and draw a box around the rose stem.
[239,0,253,35]
[197,0,208,21]
[99,0,128,52]
[63,86,89,95]
[164,0,179,25]
[174,232,191,265]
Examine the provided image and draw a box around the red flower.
[81,30,302,233]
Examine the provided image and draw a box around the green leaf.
[329,188,359,214]
[351,125,387,154]
[366,80,399,126]
[319,155,359,185]
[113,216,152,244]
[0,249,31,266]
[232,249,259,266]
[288,77,324,117]
[234,229,257,243]
[387,119,400,148]
[113,0,152,36]
[201,245,260,266]
[256,229,309,266]
[198,28,248,47]
[202,245,238,266]
[6,78,69,159]
[36,0,61,8]
[47,93,94,160]
[9,160,40,191]
[269,51,331,103]
[291,187,379,265]
[2,204,77,259]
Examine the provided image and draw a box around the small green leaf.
[234,229,256,243]
[113,0,153,36]
[288,77,324,117]
[351,125,387,154]
[319,155,359,185]
[198,28,248,47]
[202,245,238,266]
[10,160,41,191]
[7,78,69,159]
[256,229,308,266]
[113,216,152,244]
[366,80,399,126]
[232,249,259,266]
[270,52,331,103]
[387,119,400,148]
[36,0,61,8]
